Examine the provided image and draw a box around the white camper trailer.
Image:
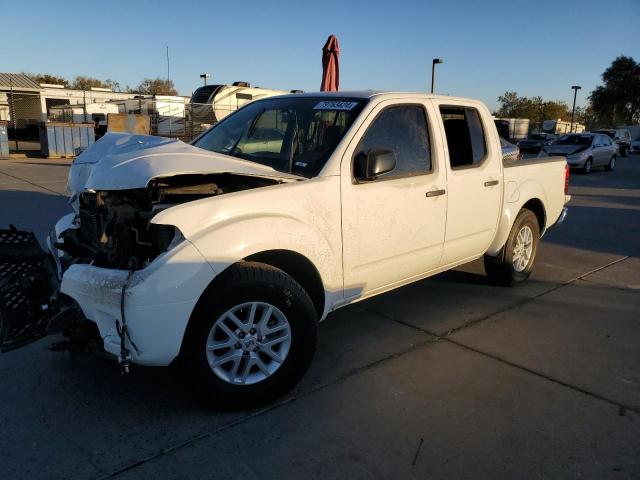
[542,119,585,135]
[493,117,530,142]
[189,82,289,125]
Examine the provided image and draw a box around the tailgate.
[0,227,60,351]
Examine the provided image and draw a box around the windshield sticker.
[295,161,308,167]
[314,101,358,111]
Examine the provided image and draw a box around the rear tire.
[582,157,592,174]
[183,261,318,409]
[484,208,540,286]
[606,154,616,172]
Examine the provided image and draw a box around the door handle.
[426,189,446,197]
[484,180,499,187]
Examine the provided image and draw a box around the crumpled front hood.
[68,132,300,193]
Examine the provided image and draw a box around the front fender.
[192,214,340,293]
[150,177,343,314]
[486,179,548,257]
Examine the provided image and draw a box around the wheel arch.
[244,250,326,320]
[187,249,326,328]
[486,195,547,257]
[521,198,546,232]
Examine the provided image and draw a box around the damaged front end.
[1,172,283,365]
[62,173,279,270]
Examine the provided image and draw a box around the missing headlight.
[148,224,184,257]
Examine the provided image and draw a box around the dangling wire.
[116,259,140,374]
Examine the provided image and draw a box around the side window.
[354,105,431,179]
[439,106,487,168]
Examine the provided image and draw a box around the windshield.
[193,97,367,177]
[527,134,546,140]
[555,135,593,146]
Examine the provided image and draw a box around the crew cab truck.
[0,92,570,407]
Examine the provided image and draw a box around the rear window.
[595,130,615,139]
[440,106,486,168]
[555,135,592,146]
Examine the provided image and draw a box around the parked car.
[517,133,557,153]
[500,136,521,162]
[540,133,617,173]
[594,128,631,156]
[1,91,570,407]
[630,136,640,154]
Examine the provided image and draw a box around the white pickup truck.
[1,91,569,407]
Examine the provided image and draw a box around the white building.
[0,73,137,128]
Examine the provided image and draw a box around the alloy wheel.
[512,225,534,272]
[206,302,292,385]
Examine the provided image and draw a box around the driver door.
[340,101,447,299]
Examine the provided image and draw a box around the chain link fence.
[3,90,43,152]
[113,98,239,142]
[1,92,246,154]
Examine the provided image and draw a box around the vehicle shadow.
[543,204,640,257]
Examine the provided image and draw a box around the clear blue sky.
[2,0,639,110]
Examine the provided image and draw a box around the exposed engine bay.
[58,173,280,270]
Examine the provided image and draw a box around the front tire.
[606,154,616,171]
[183,262,318,409]
[582,157,592,174]
[484,208,540,286]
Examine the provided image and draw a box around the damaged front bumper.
[59,236,216,366]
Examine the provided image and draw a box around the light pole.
[200,73,211,86]
[570,85,581,133]
[431,58,443,94]
[539,101,547,133]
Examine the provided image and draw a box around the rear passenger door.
[435,102,502,265]
[601,135,616,163]
[593,135,608,165]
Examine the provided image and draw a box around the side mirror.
[354,149,396,181]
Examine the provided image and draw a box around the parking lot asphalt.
[0,154,638,479]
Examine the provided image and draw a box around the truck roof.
[273,90,476,103]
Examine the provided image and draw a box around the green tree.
[131,77,178,95]
[71,76,113,90]
[22,72,69,87]
[494,91,528,118]
[574,105,598,129]
[589,56,640,126]
[495,91,571,124]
